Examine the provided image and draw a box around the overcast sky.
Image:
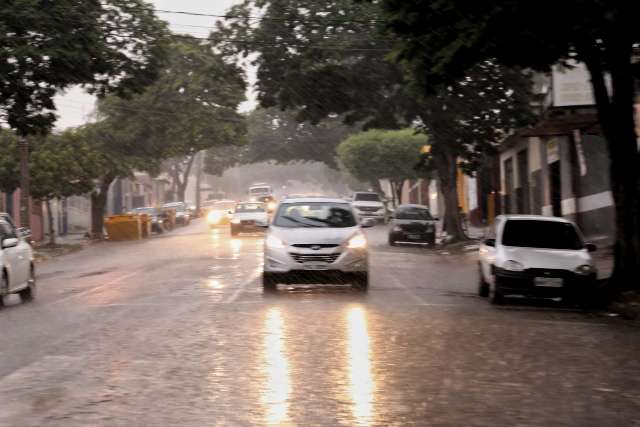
[54,0,254,130]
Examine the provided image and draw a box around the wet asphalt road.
[0,220,639,426]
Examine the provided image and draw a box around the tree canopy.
[337,128,427,201]
[380,0,640,285]
[0,0,169,136]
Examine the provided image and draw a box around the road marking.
[52,269,143,305]
[389,275,428,305]
[222,266,262,304]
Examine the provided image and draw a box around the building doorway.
[549,160,562,216]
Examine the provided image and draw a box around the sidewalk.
[33,233,92,263]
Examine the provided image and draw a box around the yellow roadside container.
[163,208,176,231]
[104,215,142,241]
[138,214,152,238]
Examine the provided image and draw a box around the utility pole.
[19,139,30,228]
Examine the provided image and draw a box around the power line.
[155,8,384,25]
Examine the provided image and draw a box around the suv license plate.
[534,277,563,287]
[408,234,421,240]
[305,264,329,271]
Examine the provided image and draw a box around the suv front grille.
[357,206,380,212]
[290,253,341,264]
[291,244,339,249]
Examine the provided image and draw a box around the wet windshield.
[235,203,265,213]
[274,202,357,228]
[250,187,271,195]
[395,206,433,221]
[354,193,380,202]
[502,220,584,250]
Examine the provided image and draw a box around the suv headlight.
[392,225,402,232]
[503,260,524,271]
[266,234,286,249]
[347,233,367,249]
[575,264,595,275]
[231,218,241,224]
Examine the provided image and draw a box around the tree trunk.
[90,176,114,239]
[195,152,203,213]
[584,45,640,290]
[176,154,197,202]
[45,198,55,246]
[392,180,404,206]
[19,139,30,228]
[434,149,466,242]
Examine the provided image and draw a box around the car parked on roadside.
[478,215,597,304]
[350,192,387,223]
[262,197,373,290]
[230,202,269,236]
[162,202,191,226]
[0,218,35,306]
[388,204,438,246]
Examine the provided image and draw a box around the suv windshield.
[274,202,357,228]
[354,193,380,202]
[235,203,265,213]
[250,187,270,195]
[396,206,433,221]
[502,220,584,250]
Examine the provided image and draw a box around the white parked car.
[230,201,269,236]
[0,219,35,306]
[350,192,386,223]
[263,197,373,290]
[478,215,597,304]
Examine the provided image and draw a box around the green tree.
[0,0,169,225]
[380,0,640,288]
[337,129,427,204]
[74,121,162,238]
[0,130,20,195]
[98,36,247,202]
[216,0,533,241]
[30,131,100,245]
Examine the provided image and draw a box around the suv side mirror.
[484,238,496,248]
[2,237,18,249]
[585,243,597,252]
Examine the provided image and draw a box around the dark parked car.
[388,204,438,246]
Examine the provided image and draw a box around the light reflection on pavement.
[262,308,291,426]
[0,220,638,426]
[347,306,375,426]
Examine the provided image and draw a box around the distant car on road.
[262,197,373,290]
[388,204,437,246]
[478,215,597,304]
[0,218,35,306]
[162,202,191,226]
[230,202,269,236]
[207,200,236,228]
[350,192,386,223]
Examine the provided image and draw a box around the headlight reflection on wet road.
[347,306,375,426]
[262,308,291,425]
[231,239,243,258]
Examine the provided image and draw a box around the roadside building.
[497,62,626,243]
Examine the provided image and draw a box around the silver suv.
[262,198,372,290]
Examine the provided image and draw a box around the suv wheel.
[352,272,369,290]
[19,266,35,302]
[263,272,278,290]
[489,277,505,305]
[478,263,489,297]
